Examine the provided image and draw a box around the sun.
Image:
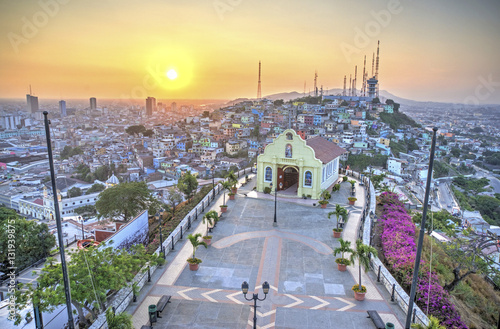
[166,69,178,80]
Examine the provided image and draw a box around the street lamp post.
[211,165,215,199]
[157,209,164,257]
[270,183,277,227]
[242,281,270,329]
[79,216,84,240]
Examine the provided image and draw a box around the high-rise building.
[146,97,156,116]
[59,100,67,117]
[90,97,97,110]
[26,94,39,113]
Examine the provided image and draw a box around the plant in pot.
[220,180,233,212]
[186,233,208,271]
[348,179,356,196]
[328,204,347,238]
[348,197,357,205]
[319,189,331,208]
[349,239,377,301]
[202,210,219,245]
[226,171,238,194]
[333,238,353,272]
[342,176,348,182]
[318,200,329,208]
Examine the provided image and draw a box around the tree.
[221,181,233,205]
[372,97,380,104]
[0,217,55,275]
[106,308,133,329]
[412,209,459,236]
[333,238,354,262]
[74,204,97,217]
[187,233,207,262]
[12,244,162,326]
[202,211,219,236]
[225,171,238,188]
[95,182,162,221]
[166,187,183,218]
[86,183,106,195]
[143,129,154,137]
[442,230,500,292]
[125,125,146,135]
[67,187,82,198]
[0,206,18,223]
[340,100,349,106]
[177,171,198,202]
[202,110,210,118]
[60,146,83,160]
[350,239,378,292]
[328,204,348,231]
[273,99,284,106]
[94,165,111,182]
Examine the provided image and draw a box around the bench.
[367,310,385,329]
[156,295,171,318]
[141,326,152,329]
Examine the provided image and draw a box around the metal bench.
[367,310,385,329]
[141,326,152,329]
[156,295,171,318]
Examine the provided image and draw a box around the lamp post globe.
[242,281,269,329]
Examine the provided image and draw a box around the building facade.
[256,129,346,199]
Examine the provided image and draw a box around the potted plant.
[228,192,235,200]
[187,233,208,271]
[333,238,353,272]
[350,239,377,301]
[202,211,219,245]
[131,282,139,302]
[328,204,347,238]
[221,180,233,211]
[25,312,33,323]
[318,200,329,209]
[226,171,238,194]
[348,197,357,205]
[342,176,348,182]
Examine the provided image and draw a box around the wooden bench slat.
[156,295,171,313]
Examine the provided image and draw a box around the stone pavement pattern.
[128,175,405,328]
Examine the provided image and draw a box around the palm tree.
[225,170,238,189]
[187,233,208,261]
[328,204,347,231]
[203,210,219,236]
[411,316,445,329]
[333,238,354,262]
[221,181,233,205]
[106,308,133,329]
[350,239,378,292]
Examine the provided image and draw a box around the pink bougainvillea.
[378,192,467,328]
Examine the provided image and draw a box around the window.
[265,167,272,182]
[286,133,293,140]
[304,171,312,187]
[285,144,292,158]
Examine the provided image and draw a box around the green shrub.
[263,187,271,194]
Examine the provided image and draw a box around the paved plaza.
[128,175,406,328]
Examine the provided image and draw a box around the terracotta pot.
[220,206,227,213]
[321,203,327,209]
[229,194,235,200]
[354,291,366,301]
[337,264,347,272]
[349,200,355,206]
[203,238,212,246]
[231,187,237,194]
[333,230,342,238]
[188,263,199,271]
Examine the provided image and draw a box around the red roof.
[34,198,43,205]
[306,137,347,164]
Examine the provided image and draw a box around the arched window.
[285,144,292,158]
[304,171,312,187]
[286,133,293,140]
[265,167,272,182]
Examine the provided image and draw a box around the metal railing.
[90,167,253,329]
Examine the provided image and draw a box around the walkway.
[128,174,406,328]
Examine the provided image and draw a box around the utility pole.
[43,112,75,329]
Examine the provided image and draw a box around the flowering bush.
[351,284,366,293]
[378,192,467,328]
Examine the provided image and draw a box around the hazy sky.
[1,0,499,104]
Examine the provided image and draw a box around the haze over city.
[1,0,500,104]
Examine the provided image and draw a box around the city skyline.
[1,0,499,104]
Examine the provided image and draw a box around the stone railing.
[341,168,430,327]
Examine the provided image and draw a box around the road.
[436,182,457,211]
[474,166,500,194]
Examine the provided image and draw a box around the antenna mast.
[257,61,262,100]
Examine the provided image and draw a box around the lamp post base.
[273,222,277,227]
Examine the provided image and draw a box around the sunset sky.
[1,0,499,104]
